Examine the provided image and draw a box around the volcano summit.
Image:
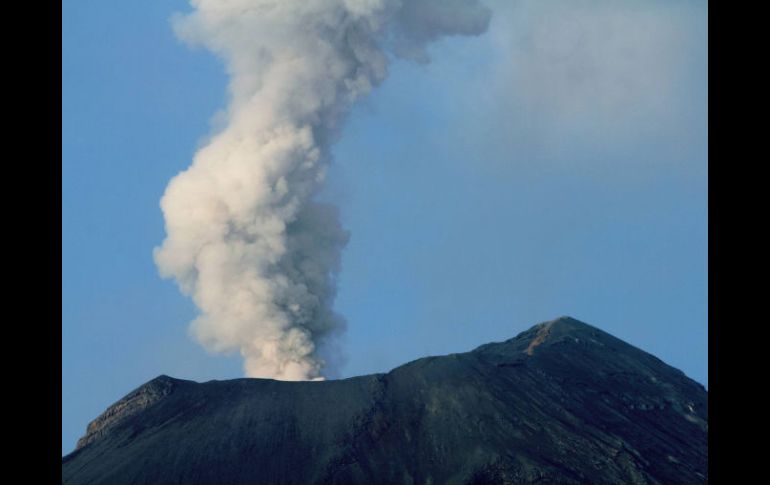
[62,317,707,484]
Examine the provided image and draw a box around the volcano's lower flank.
[62,317,707,485]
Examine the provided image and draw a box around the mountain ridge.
[63,316,707,484]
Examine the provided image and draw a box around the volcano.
[62,317,707,484]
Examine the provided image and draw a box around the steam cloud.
[154,0,491,380]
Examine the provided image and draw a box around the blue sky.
[63,0,707,455]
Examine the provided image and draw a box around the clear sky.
[62,0,707,455]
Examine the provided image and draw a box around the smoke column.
[154,0,491,381]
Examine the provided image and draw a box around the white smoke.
[154,0,491,381]
[465,0,707,155]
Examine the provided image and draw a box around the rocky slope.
[62,317,707,484]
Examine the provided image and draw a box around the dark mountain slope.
[62,317,707,484]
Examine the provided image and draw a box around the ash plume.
[154,0,491,381]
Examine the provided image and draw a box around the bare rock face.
[62,317,708,485]
[75,375,176,449]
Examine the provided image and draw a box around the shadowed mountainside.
[62,317,707,484]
